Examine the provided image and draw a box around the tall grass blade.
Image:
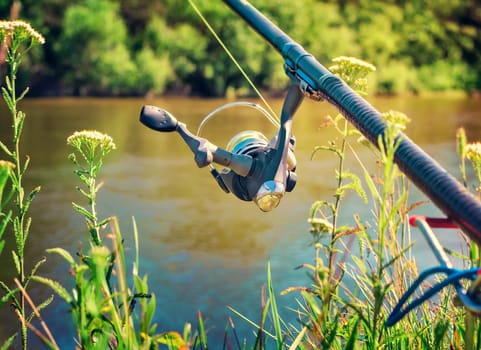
[197,310,208,349]
[228,305,276,340]
[267,262,283,349]
[288,326,307,350]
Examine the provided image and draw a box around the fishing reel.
[140,84,304,211]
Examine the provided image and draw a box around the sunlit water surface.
[0,95,480,347]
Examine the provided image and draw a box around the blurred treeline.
[1,0,480,97]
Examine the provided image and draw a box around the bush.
[374,61,418,95]
[56,0,137,95]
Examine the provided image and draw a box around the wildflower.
[68,129,115,154]
[329,56,376,95]
[357,110,410,147]
[464,141,481,194]
[0,20,45,45]
[381,110,411,132]
[466,142,481,177]
[67,130,116,173]
[331,56,376,73]
[466,142,481,166]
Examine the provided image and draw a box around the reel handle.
[140,105,178,132]
[140,105,253,175]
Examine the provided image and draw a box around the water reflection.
[0,95,480,347]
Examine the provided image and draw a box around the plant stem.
[327,120,348,299]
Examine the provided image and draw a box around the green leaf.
[0,164,10,193]
[344,317,360,350]
[351,255,368,275]
[197,310,207,348]
[46,247,76,266]
[2,87,14,112]
[26,186,40,203]
[0,333,17,350]
[28,256,47,280]
[154,331,187,347]
[36,294,54,313]
[267,262,283,349]
[22,154,30,175]
[31,275,72,304]
[5,74,12,93]
[16,86,29,103]
[23,217,32,245]
[0,141,12,157]
[311,144,343,160]
[336,172,368,203]
[288,327,307,350]
[308,200,334,220]
[300,290,321,316]
[71,202,94,221]
[0,283,18,309]
[145,294,156,332]
[12,250,21,274]
[14,111,26,143]
[97,217,111,227]
[0,211,12,238]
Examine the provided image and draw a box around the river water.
[0,95,480,348]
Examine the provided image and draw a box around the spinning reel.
[140,84,304,211]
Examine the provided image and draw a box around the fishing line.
[187,0,279,122]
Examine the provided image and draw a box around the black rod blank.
[224,0,481,244]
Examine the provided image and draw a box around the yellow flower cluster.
[308,217,334,235]
[330,56,376,74]
[466,142,481,167]
[381,110,411,131]
[0,20,45,45]
[329,56,376,95]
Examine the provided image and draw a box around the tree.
[55,0,137,95]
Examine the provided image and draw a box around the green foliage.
[417,60,470,92]
[67,130,116,245]
[55,0,137,95]
[43,216,166,349]
[134,47,173,96]
[37,130,210,348]
[2,0,480,96]
[375,61,418,95]
[294,56,467,348]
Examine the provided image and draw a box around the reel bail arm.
[254,82,303,210]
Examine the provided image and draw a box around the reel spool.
[196,102,297,211]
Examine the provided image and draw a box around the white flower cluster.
[0,20,45,45]
[67,130,116,153]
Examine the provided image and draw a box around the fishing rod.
[219,0,481,326]
[139,0,481,325]
[140,0,481,242]
[221,0,481,244]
